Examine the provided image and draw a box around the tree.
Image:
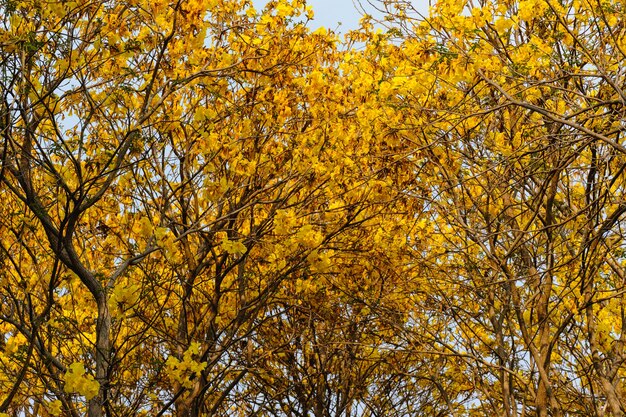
[5,0,626,416]
[367,0,626,415]
[0,0,412,415]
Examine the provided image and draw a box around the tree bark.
[89,298,111,417]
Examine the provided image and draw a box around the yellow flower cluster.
[63,363,100,400]
[165,342,207,388]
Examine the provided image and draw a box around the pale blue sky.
[307,0,430,31]
[256,0,430,32]
[305,0,376,31]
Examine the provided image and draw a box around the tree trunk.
[89,299,111,417]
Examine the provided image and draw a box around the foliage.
[2,0,626,416]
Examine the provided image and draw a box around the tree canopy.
[1,0,626,416]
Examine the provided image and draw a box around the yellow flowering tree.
[369,0,626,415]
[0,0,408,415]
[4,0,626,416]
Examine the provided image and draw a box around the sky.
[310,0,430,30]
[256,0,430,33]
[305,0,380,31]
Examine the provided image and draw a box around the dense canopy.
[1,0,626,416]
